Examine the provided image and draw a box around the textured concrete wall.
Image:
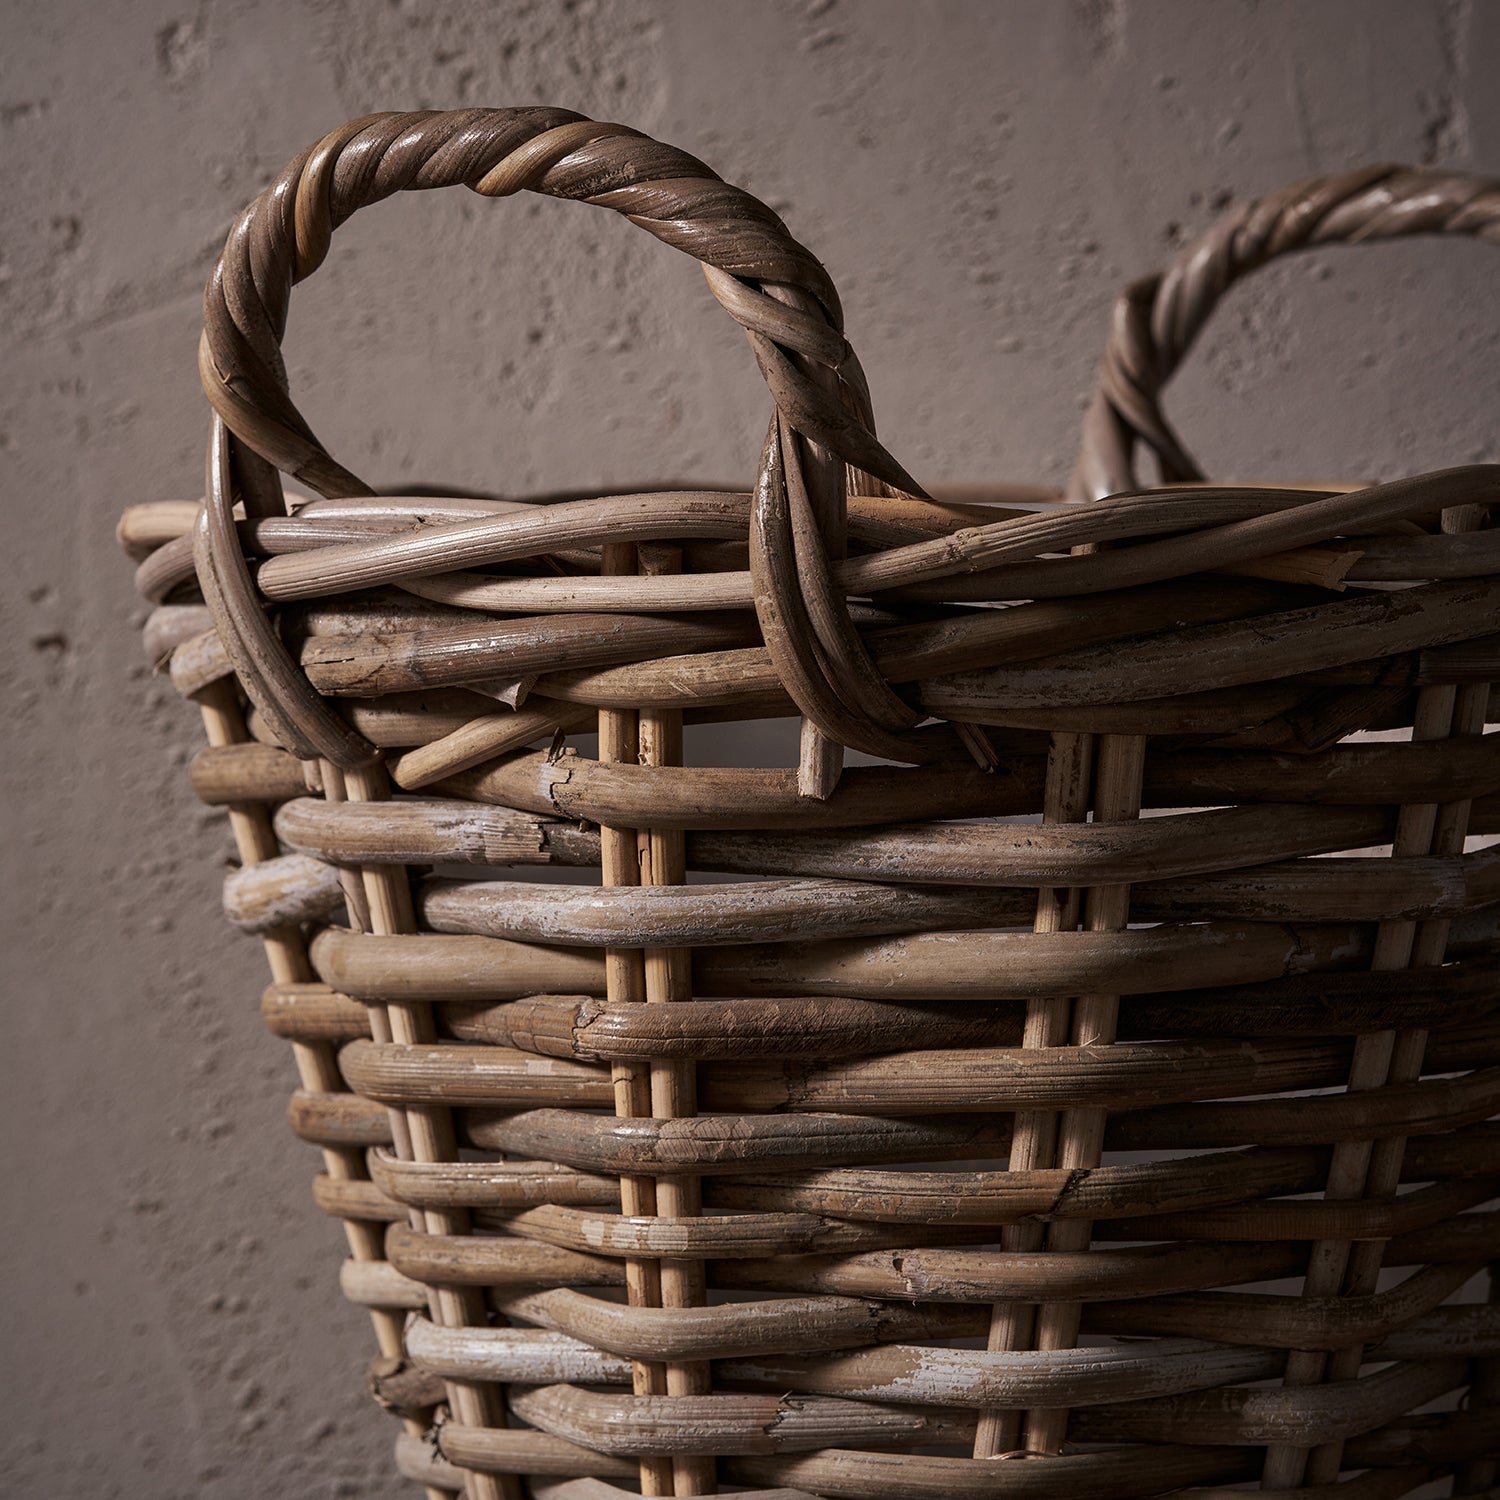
[3,1,1499,1495]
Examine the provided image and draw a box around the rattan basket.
[118,108,1500,1500]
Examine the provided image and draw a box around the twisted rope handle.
[196,107,926,769]
[1071,164,1500,500]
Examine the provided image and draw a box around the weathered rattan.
[119,109,1500,1500]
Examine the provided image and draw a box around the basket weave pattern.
[120,110,1500,1499]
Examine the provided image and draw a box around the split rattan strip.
[119,112,1500,1500]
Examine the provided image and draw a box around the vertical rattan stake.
[972,729,1092,1458]
[195,682,450,1500]
[597,541,675,1499]
[1261,502,1494,1489]
[638,543,715,1497]
[1024,731,1146,1455]
[341,760,522,1500]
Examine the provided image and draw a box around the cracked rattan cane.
[120,109,1500,1500]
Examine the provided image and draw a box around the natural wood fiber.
[121,118,1500,1499]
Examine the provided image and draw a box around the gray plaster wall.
[3,2,1499,1495]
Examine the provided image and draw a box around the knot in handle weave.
[195,107,928,770]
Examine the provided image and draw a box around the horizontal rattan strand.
[403,1146,1306,1228]
[243,485,1036,603]
[337,1023,1500,1115]
[1338,1407,1500,1470]
[465,1176,1496,1259]
[1121,849,1499,922]
[284,572,1500,709]
[1089,1177,1495,1243]
[408,1316,1280,1409]
[307,919,1392,1002]
[523,1480,1424,1500]
[275,797,566,864]
[459,1109,1018,1175]
[387,1227,1301,1300]
[413,877,1036,947]
[311,1175,406,1220]
[370,1124,1492,1222]
[479,1366,1472,1465]
[493,1288,974,1362]
[324,693,1007,751]
[279,795,1393,883]
[239,523,1500,613]
[286,1087,392,1147]
[477,1203,994,1259]
[260,982,370,1041]
[478,1260,1475,1361]
[255,490,758,600]
[1376,1302,1500,1359]
[1087,1265,1479,1354]
[168,626,232,696]
[1172,1469,1426,1500]
[378,1109,1494,1199]
[299,608,762,698]
[338,1257,428,1309]
[381,1212,1496,1306]
[508,1383,969,1456]
[413,851,1498,937]
[440,963,1500,1060]
[286,501,1033,595]
[277,621,1483,746]
[396,1425,632,1484]
[733,1219,1489,1293]
[117,498,203,558]
[1108,1059,1500,1148]
[404,1319,628,1385]
[408,673,1301,736]
[921,575,1500,712]
[282,576,1303,707]
[428,751,1049,828]
[190,741,318,803]
[433,733,1500,827]
[223,852,343,932]
[249,472,1491,605]
[386,1229,621,1288]
[311,927,605,999]
[227,832,1500,935]
[118,485,1046,561]
[495,1355,1472,1455]
[883,467,1500,601]
[142,603,215,665]
[1059,1355,1468,1447]
[302,673,1420,749]
[723,1441,1444,1500]
[290,1036,1498,1157]
[204,703,1494,808]
[442,1428,1251,1497]
[700,1146,1479,1226]
[254,960,1500,1052]
[338,573,1307,687]
[365,1154,615,1209]
[1304,527,1500,580]
[628,1284,1323,1360]
[341,688,590,748]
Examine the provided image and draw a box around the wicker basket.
[118,109,1500,1500]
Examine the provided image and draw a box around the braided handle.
[196,108,926,770]
[1072,164,1500,500]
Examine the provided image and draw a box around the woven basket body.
[120,110,1500,1499]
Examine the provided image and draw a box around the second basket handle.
[196,107,928,770]
[1072,163,1500,500]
